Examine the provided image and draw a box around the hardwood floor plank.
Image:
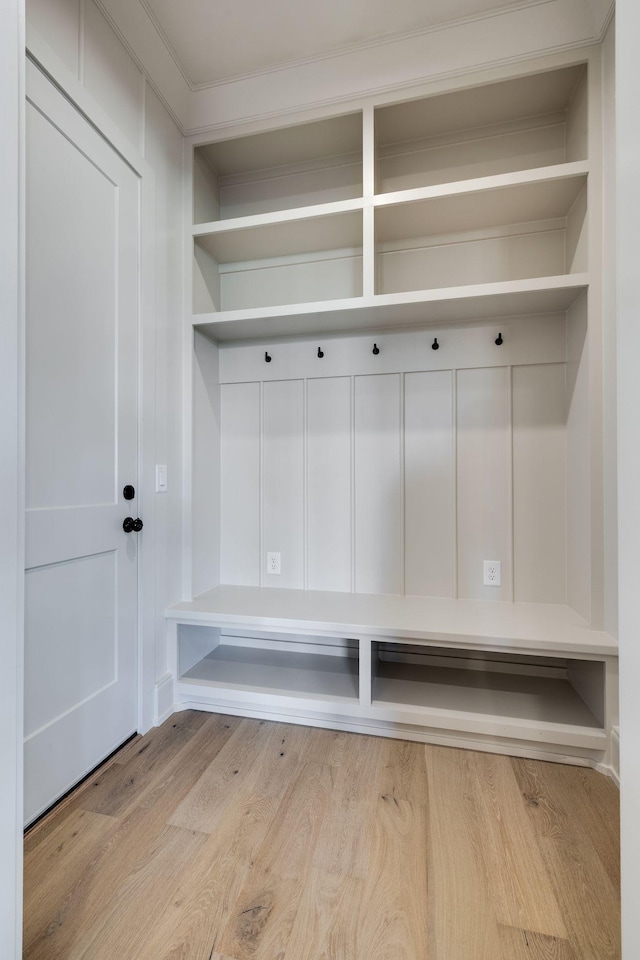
[512,758,621,959]
[138,726,315,959]
[168,718,277,833]
[282,869,365,960]
[356,793,429,960]
[215,761,334,960]
[533,761,620,892]
[112,708,210,768]
[469,752,567,938]
[24,808,116,952]
[497,925,577,958]
[377,737,430,807]
[73,824,210,960]
[426,746,505,960]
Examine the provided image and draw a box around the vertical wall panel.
[566,295,591,620]
[263,380,304,588]
[457,367,511,601]
[513,364,566,603]
[220,382,260,585]
[404,371,454,597]
[83,0,144,151]
[193,333,220,596]
[27,0,80,76]
[355,374,402,595]
[307,378,352,592]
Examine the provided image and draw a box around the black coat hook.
[372,343,380,355]
[317,347,324,358]
[432,337,439,351]
[265,351,272,362]
[495,333,503,346]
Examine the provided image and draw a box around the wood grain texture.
[24,712,620,960]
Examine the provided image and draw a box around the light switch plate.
[156,464,168,493]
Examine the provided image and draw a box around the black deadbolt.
[123,484,135,501]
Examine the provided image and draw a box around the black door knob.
[123,517,143,533]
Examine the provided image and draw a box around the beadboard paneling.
[218,328,571,604]
[513,363,566,603]
[456,366,512,601]
[220,382,260,586]
[404,370,455,597]
[307,377,352,592]
[262,380,305,588]
[354,374,403,595]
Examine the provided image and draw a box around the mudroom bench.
[166,586,618,773]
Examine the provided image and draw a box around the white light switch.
[155,464,168,493]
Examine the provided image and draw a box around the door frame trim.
[26,35,159,737]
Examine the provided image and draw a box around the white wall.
[601,19,617,639]
[616,2,640,955]
[0,1,24,955]
[26,0,185,701]
[216,320,573,606]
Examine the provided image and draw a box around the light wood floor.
[24,711,620,960]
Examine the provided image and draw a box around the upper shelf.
[193,113,363,224]
[375,63,588,193]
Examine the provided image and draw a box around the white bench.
[166,585,618,774]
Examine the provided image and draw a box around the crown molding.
[186,0,556,92]
[97,0,608,137]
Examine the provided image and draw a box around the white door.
[24,63,140,825]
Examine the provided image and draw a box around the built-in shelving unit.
[167,587,615,764]
[178,51,617,774]
[191,61,590,340]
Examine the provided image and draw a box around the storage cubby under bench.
[167,586,618,772]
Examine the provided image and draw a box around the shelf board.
[192,274,588,341]
[194,206,363,264]
[375,171,587,243]
[372,661,604,748]
[180,644,359,702]
[168,585,617,659]
[197,113,363,180]
[373,160,588,210]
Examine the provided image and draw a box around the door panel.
[24,62,139,824]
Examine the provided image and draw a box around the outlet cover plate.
[267,551,281,575]
[483,560,502,587]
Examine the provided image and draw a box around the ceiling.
[140,0,530,88]
[97,0,614,134]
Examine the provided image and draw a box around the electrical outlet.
[267,551,281,575]
[483,560,502,587]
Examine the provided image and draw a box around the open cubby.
[374,64,588,194]
[193,209,363,313]
[370,641,604,737]
[177,623,360,704]
[193,113,363,224]
[375,174,588,295]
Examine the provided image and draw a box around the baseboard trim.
[154,674,175,725]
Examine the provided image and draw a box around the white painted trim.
[26,24,152,179]
[0,2,24,956]
[609,725,620,787]
[92,0,190,133]
[172,698,604,768]
[154,673,175,725]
